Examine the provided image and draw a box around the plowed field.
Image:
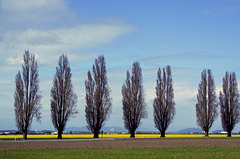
[1,138,240,150]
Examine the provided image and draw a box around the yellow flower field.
[1,134,240,139]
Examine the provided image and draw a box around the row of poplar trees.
[196,69,240,137]
[14,50,239,139]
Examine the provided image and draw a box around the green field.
[1,147,240,159]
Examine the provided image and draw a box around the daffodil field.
[1,134,240,139]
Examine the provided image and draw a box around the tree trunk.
[57,131,63,139]
[23,131,27,140]
[130,131,135,138]
[94,132,99,138]
[160,131,165,138]
[227,130,231,137]
[205,130,209,137]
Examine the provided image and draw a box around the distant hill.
[1,127,233,134]
[0,130,18,135]
[212,130,225,134]
[65,126,89,132]
[172,127,203,134]
[65,126,127,132]
[101,126,127,132]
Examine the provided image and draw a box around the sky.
[0,0,240,132]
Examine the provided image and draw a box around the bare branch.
[219,71,239,137]
[14,50,42,140]
[153,65,175,137]
[50,54,78,139]
[196,69,218,137]
[122,62,147,138]
[85,55,112,138]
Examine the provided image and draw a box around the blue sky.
[0,0,240,132]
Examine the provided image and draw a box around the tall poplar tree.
[219,72,240,137]
[14,50,42,140]
[196,69,218,137]
[85,55,112,138]
[50,54,78,139]
[153,65,175,137]
[122,62,147,138]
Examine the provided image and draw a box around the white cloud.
[141,53,231,65]
[6,56,23,65]
[145,87,155,102]
[0,0,69,24]
[175,88,197,103]
[1,0,67,12]
[0,0,133,68]
[2,24,132,49]
[2,23,133,66]
[56,24,133,49]
[3,29,59,45]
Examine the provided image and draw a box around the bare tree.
[85,55,112,138]
[50,54,78,139]
[196,69,218,137]
[14,50,41,140]
[219,72,240,137]
[153,66,175,137]
[122,62,147,138]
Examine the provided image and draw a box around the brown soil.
[1,138,240,150]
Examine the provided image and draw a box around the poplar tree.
[50,54,78,139]
[85,55,112,138]
[122,62,147,138]
[153,65,175,137]
[196,69,218,137]
[14,50,41,140]
[219,72,240,137]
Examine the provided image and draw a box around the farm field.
[1,138,240,158]
[1,146,240,159]
[1,133,240,139]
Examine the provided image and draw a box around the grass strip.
[1,146,240,159]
